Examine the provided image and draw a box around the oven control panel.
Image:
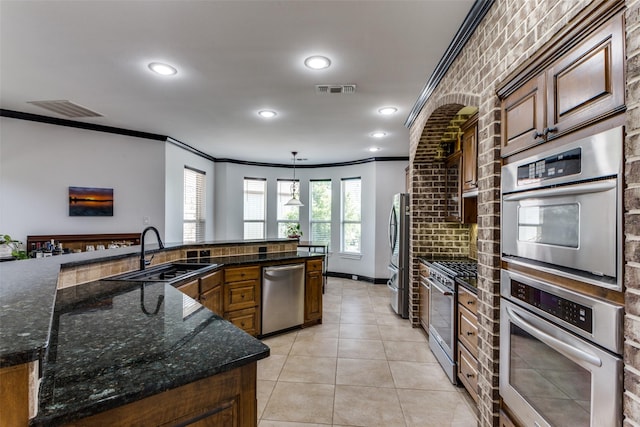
[517,147,581,185]
[511,280,592,333]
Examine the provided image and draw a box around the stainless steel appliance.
[388,193,410,318]
[500,269,623,427]
[262,264,305,335]
[501,126,623,290]
[426,260,477,384]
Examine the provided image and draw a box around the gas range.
[427,259,477,289]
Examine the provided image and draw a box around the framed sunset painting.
[69,186,113,216]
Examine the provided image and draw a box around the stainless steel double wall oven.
[500,127,624,427]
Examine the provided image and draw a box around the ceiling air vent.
[27,100,103,118]
[315,84,357,94]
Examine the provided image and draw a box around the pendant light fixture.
[285,151,304,206]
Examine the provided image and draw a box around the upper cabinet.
[499,8,625,157]
[444,112,478,224]
[461,113,478,194]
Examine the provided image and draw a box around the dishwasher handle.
[263,263,305,272]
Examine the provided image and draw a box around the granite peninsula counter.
[0,239,322,425]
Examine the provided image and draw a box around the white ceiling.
[0,0,474,165]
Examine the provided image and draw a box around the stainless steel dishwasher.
[262,264,305,335]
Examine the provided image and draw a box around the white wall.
[0,116,406,280]
[164,143,215,244]
[214,159,408,280]
[0,117,166,243]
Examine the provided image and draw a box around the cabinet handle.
[466,300,474,305]
[466,373,475,378]
[467,331,475,336]
[533,130,545,139]
[544,126,558,136]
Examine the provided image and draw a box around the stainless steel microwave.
[501,127,623,291]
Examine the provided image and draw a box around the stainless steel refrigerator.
[388,193,410,318]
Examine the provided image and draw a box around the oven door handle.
[429,279,453,296]
[502,179,616,202]
[506,306,602,367]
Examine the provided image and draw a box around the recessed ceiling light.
[258,110,277,118]
[378,107,398,115]
[369,147,381,152]
[304,56,331,70]
[148,62,177,76]
[371,131,387,138]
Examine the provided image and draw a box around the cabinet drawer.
[225,280,259,311]
[458,286,477,315]
[224,265,260,283]
[306,259,323,272]
[457,343,479,404]
[177,279,199,299]
[225,307,259,336]
[419,262,429,278]
[200,270,222,293]
[458,304,478,358]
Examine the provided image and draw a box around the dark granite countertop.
[0,239,317,368]
[31,280,270,426]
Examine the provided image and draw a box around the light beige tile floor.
[257,277,478,427]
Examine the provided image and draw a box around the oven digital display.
[511,280,592,333]
[517,147,582,185]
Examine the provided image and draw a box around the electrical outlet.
[351,275,358,281]
[143,216,150,225]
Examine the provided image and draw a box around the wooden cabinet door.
[305,270,323,323]
[418,279,429,333]
[200,286,223,316]
[546,12,624,139]
[461,114,478,193]
[501,73,546,157]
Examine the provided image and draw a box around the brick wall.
[406,0,629,425]
[625,0,640,424]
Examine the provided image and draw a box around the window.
[183,167,205,243]
[277,179,300,237]
[244,178,266,239]
[341,177,361,253]
[310,180,332,248]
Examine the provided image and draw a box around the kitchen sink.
[104,262,219,283]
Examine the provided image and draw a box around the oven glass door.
[500,300,622,427]
[429,279,454,354]
[502,178,617,278]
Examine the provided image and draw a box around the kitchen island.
[0,239,322,426]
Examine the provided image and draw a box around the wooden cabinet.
[68,363,258,427]
[445,152,477,224]
[456,285,479,403]
[0,362,30,426]
[199,270,223,315]
[223,266,261,336]
[418,263,429,333]
[500,10,624,157]
[304,259,323,326]
[500,409,519,427]
[177,279,199,300]
[461,113,478,194]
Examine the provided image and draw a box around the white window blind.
[244,178,266,239]
[310,179,331,248]
[341,177,361,253]
[277,179,300,237]
[183,167,205,243]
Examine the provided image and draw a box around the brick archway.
[407,94,479,329]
